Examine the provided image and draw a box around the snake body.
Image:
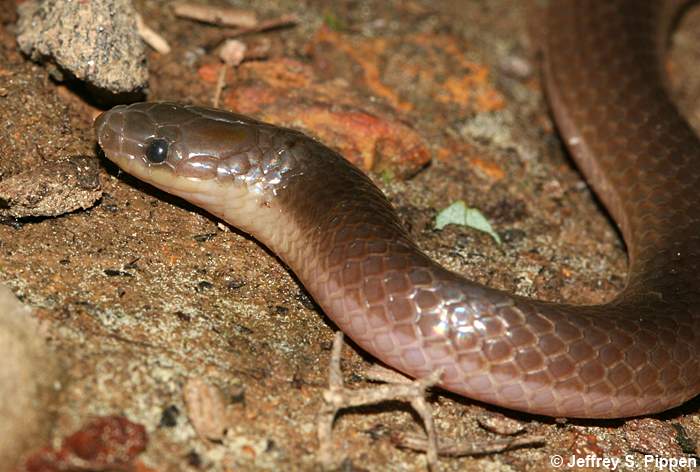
[95,0,700,418]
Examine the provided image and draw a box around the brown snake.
[95,1,700,418]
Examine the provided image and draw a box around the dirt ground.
[1,0,699,470]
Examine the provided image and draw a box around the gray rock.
[17,0,148,92]
[0,155,102,219]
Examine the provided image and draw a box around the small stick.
[317,332,444,470]
[221,14,298,40]
[204,14,298,53]
[393,432,546,457]
[136,14,171,54]
[364,363,414,384]
[212,39,247,107]
[173,2,257,28]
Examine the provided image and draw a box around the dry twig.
[317,332,444,470]
[173,2,257,28]
[136,13,171,54]
[212,39,247,107]
[217,14,298,43]
[393,431,546,457]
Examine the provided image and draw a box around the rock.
[0,285,62,469]
[16,0,148,92]
[0,155,101,219]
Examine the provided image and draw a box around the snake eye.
[145,138,169,164]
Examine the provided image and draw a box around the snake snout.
[94,108,125,160]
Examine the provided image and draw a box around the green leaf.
[434,200,501,245]
[379,169,395,185]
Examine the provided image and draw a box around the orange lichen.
[267,104,430,175]
[470,156,505,181]
[412,33,505,113]
[238,58,313,89]
[310,26,413,112]
[224,84,279,114]
[198,63,222,84]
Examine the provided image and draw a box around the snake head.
[95,102,263,181]
[94,102,308,238]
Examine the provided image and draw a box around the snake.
[95,0,700,418]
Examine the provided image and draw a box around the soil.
[1,0,699,470]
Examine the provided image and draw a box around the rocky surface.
[1,0,698,470]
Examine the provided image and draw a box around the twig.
[212,39,247,107]
[173,2,257,28]
[317,332,444,471]
[226,14,298,37]
[207,14,298,51]
[212,66,226,109]
[201,14,298,52]
[136,13,171,54]
[364,363,414,383]
[393,432,546,457]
